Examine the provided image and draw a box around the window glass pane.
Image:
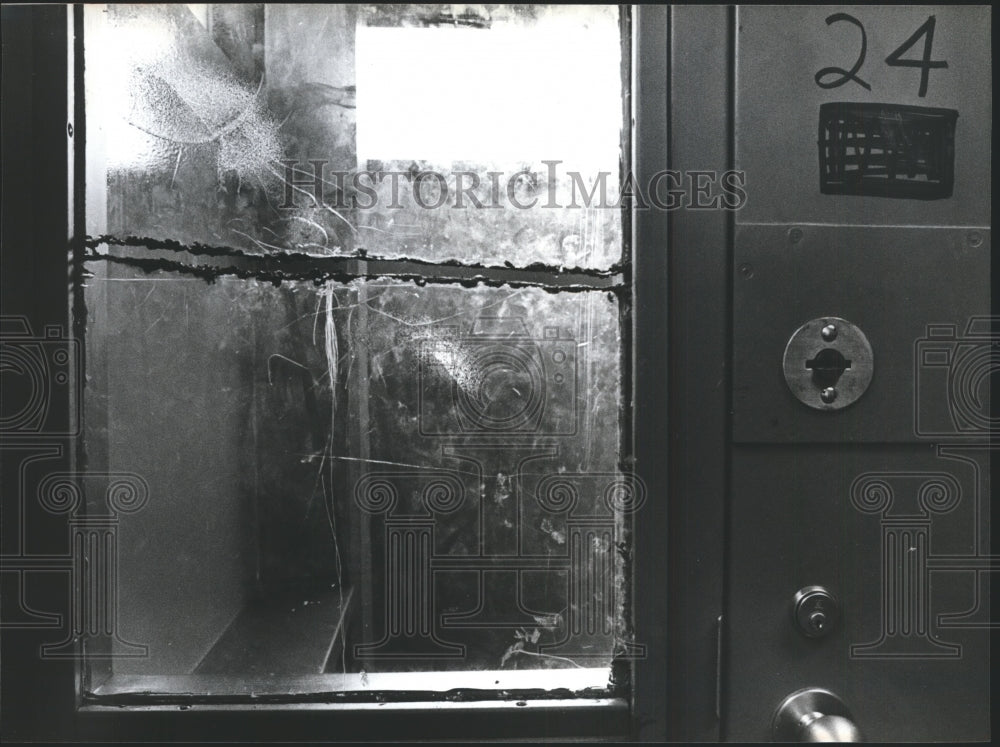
[349,281,626,672]
[85,4,623,268]
[83,264,632,691]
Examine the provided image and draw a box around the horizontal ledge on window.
[84,235,626,282]
[80,697,627,714]
[82,250,624,292]
[84,669,619,706]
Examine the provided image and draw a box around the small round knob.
[773,688,863,742]
[802,714,864,742]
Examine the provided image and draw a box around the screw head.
[820,387,837,404]
[789,227,804,244]
[821,324,838,342]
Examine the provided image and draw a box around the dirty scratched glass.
[86,4,623,269]
[82,265,632,684]
[81,3,633,697]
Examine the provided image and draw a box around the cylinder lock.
[793,585,839,638]
[782,317,873,410]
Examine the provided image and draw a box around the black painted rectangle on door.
[818,102,958,199]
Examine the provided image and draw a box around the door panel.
[725,4,991,741]
[735,5,991,226]
[734,225,990,444]
[726,447,990,741]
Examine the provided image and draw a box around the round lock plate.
[782,317,873,411]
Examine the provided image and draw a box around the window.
[79,3,640,707]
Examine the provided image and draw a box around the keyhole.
[805,348,852,387]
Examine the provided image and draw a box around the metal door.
[724,5,992,742]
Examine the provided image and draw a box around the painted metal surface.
[726,445,991,742]
[663,5,731,741]
[733,225,990,443]
[735,5,990,226]
[727,5,991,742]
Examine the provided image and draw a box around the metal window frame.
[0,3,733,742]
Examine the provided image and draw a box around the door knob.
[772,687,863,742]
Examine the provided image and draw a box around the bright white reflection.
[85,5,175,172]
[356,9,622,167]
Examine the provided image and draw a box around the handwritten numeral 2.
[815,13,872,91]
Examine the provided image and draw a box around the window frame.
[1,4,683,741]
